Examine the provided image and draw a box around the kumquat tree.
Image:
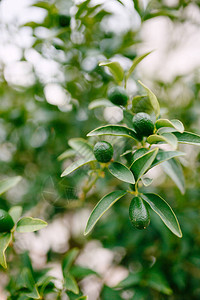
[0,0,200,299]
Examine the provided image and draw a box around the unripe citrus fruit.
[58,14,71,27]
[93,141,113,163]
[129,196,150,230]
[0,209,14,233]
[107,86,128,106]
[133,113,154,138]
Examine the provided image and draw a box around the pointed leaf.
[62,248,79,275]
[173,131,200,145]
[8,206,23,224]
[150,150,185,169]
[156,119,184,133]
[147,133,178,149]
[117,272,142,288]
[0,233,12,268]
[76,297,87,300]
[141,193,182,237]
[147,271,173,295]
[57,149,76,161]
[61,158,95,177]
[138,80,160,118]
[126,51,153,80]
[161,158,185,194]
[0,176,22,195]
[68,138,95,160]
[21,268,40,299]
[130,148,158,182]
[99,61,124,82]
[88,99,113,110]
[71,265,99,280]
[64,273,79,294]
[16,217,47,233]
[108,162,135,184]
[87,125,138,141]
[84,190,127,235]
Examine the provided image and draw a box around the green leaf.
[147,271,173,295]
[126,51,153,80]
[117,272,142,288]
[71,265,99,280]
[68,138,95,160]
[62,248,79,275]
[87,125,138,141]
[76,296,87,300]
[0,176,22,195]
[156,119,184,133]
[132,95,153,114]
[99,61,124,82]
[108,162,135,184]
[61,158,95,177]
[173,131,200,145]
[88,99,113,110]
[130,148,158,182]
[16,217,47,233]
[64,273,79,294]
[84,190,127,235]
[21,268,40,299]
[8,206,23,224]
[147,133,178,149]
[141,193,182,237]
[161,158,185,194]
[0,232,12,268]
[150,150,185,169]
[57,149,76,161]
[138,80,160,118]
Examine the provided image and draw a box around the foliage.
[0,0,200,299]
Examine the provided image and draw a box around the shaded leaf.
[99,61,124,82]
[57,149,76,161]
[0,232,12,269]
[64,273,79,294]
[162,158,185,194]
[0,176,22,195]
[130,148,158,181]
[126,51,153,80]
[138,80,160,118]
[147,133,178,149]
[16,217,47,233]
[117,272,142,288]
[62,248,79,275]
[141,193,182,237]
[84,190,127,235]
[173,131,200,145]
[87,125,138,141]
[71,265,99,280]
[108,162,135,184]
[61,158,95,177]
[147,271,173,295]
[8,206,23,224]
[150,150,185,169]
[68,138,95,160]
[156,119,184,133]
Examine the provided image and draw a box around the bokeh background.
[0,0,200,299]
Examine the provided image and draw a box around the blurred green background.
[0,0,200,299]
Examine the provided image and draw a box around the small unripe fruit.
[93,141,113,163]
[0,209,14,233]
[107,86,128,106]
[133,112,154,138]
[129,196,150,230]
